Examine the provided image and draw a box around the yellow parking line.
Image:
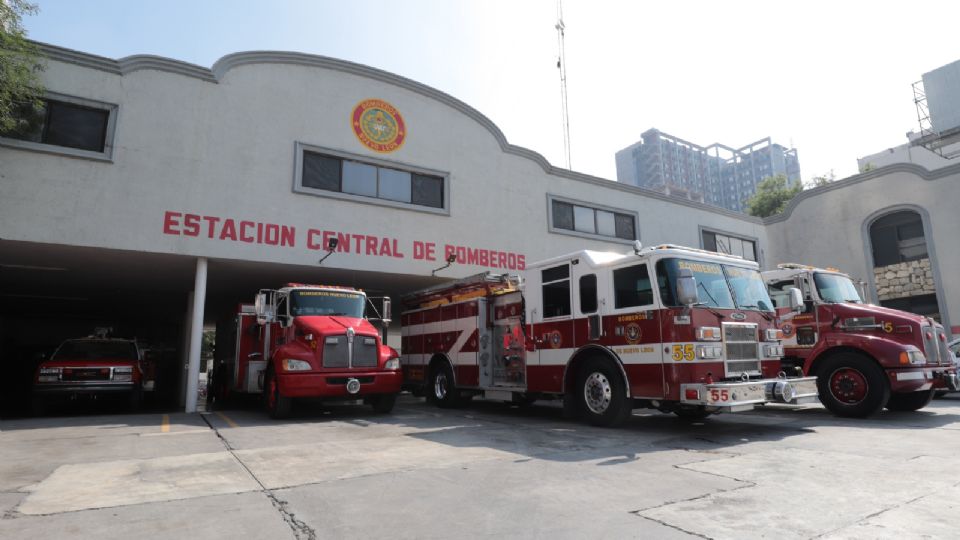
[161,414,170,433]
[215,411,239,428]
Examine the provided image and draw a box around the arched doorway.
[868,209,940,320]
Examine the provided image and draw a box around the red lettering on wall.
[280,226,295,247]
[365,236,378,256]
[183,214,201,237]
[203,216,220,238]
[240,221,255,243]
[307,229,323,250]
[163,211,181,235]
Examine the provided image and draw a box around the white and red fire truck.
[764,264,959,417]
[400,244,818,426]
[209,284,401,418]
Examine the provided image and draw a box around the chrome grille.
[723,322,760,376]
[323,335,349,368]
[920,325,940,365]
[352,336,378,367]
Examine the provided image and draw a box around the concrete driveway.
[2,395,959,539]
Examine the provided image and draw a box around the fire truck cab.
[401,244,817,427]
[210,284,401,418]
[764,264,959,417]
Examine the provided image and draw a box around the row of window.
[301,151,445,209]
[540,261,663,318]
[1,95,761,258]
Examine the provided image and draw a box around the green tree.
[745,174,802,218]
[0,0,44,133]
[807,169,836,188]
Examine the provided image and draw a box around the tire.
[263,366,292,419]
[885,389,935,412]
[370,393,398,414]
[673,406,712,420]
[427,362,462,408]
[816,353,890,418]
[575,358,631,427]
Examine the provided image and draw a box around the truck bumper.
[888,367,957,393]
[680,376,819,412]
[278,370,402,398]
[33,383,137,395]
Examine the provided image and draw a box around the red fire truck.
[763,264,959,417]
[400,244,817,427]
[209,284,401,418]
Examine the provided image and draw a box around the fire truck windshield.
[657,258,774,311]
[290,290,365,318]
[814,272,863,303]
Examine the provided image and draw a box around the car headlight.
[384,358,400,370]
[38,367,61,383]
[764,344,784,358]
[282,359,312,371]
[113,366,133,381]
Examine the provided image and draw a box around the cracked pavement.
[1,395,959,539]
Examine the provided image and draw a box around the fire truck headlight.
[384,358,400,370]
[112,366,134,381]
[696,327,721,341]
[764,328,783,341]
[38,367,61,382]
[282,359,312,371]
[763,344,783,358]
[899,348,925,365]
[696,345,722,359]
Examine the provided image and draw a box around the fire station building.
[2,42,958,412]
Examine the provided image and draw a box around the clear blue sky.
[22,0,960,182]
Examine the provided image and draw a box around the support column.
[178,292,194,408]
[185,257,208,413]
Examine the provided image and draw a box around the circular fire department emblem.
[625,323,642,344]
[549,330,562,349]
[781,324,794,338]
[352,98,406,153]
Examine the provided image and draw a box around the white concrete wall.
[1,47,768,280]
[765,164,960,332]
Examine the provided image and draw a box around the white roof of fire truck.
[528,243,759,271]
[762,263,849,284]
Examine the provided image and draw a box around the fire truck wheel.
[428,362,462,408]
[370,393,398,414]
[817,353,890,418]
[885,389,935,412]
[264,366,292,419]
[576,359,630,427]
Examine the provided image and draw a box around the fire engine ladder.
[402,272,521,310]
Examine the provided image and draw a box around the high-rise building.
[615,128,801,213]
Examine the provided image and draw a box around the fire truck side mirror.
[381,297,392,325]
[788,287,804,313]
[676,269,699,306]
[254,292,274,325]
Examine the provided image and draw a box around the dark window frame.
[0,92,117,161]
[700,227,759,263]
[541,263,572,319]
[294,142,449,215]
[547,194,639,244]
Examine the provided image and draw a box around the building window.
[702,230,757,261]
[297,145,447,212]
[0,95,115,157]
[549,197,637,242]
[870,211,928,266]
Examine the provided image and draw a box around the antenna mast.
[555,0,571,169]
